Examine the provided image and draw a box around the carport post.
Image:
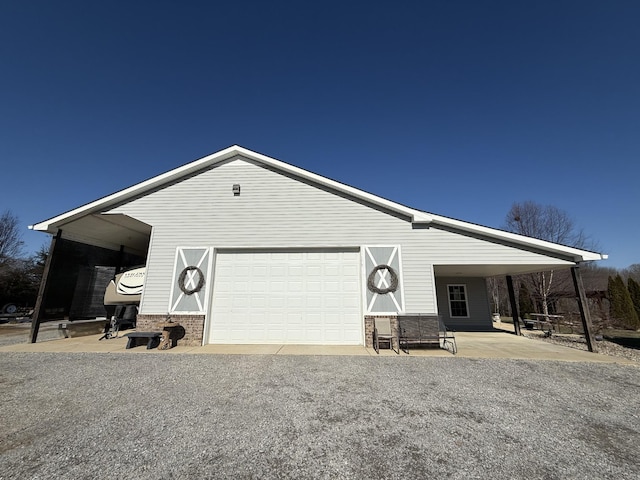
[115,244,125,274]
[571,266,597,353]
[29,230,61,343]
[506,275,522,336]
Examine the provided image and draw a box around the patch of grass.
[602,328,640,350]
[497,316,514,324]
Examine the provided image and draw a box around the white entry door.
[208,250,362,344]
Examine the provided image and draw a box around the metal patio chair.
[438,316,457,354]
[373,317,399,354]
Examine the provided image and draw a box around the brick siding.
[136,314,205,346]
[364,315,398,348]
[137,314,396,348]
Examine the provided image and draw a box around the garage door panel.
[324,330,343,342]
[232,296,247,308]
[343,298,360,309]
[343,280,359,292]
[289,281,303,292]
[209,250,362,344]
[250,295,267,308]
[288,265,303,275]
[324,312,342,322]
[343,264,360,275]
[267,330,284,341]
[329,292,349,305]
[253,265,268,276]
[307,265,322,276]
[324,265,340,276]
[306,297,322,308]
[236,265,251,276]
[269,296,285,307]
[324,281,339,292]
[271,265,286,276]
[285,296,301,308]
[234,283,249,293]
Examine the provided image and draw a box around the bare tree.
[486,276,509,316]
[487,277,501,314]
[622,264,640,283]
[505,201,587,246]
[505,201,590,317]
[0,210,24,266]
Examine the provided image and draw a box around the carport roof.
[30,145,605,263]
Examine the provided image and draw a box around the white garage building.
[30,146,605,347]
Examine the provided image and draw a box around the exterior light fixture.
[233,184,240,196]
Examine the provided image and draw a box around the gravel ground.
[1,353,639,479]
[522,331,640,363]
[0,322,61,347]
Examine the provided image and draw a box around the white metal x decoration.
[366,246,402,312]
[171,248,209,312]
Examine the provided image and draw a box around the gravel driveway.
[1,352,639,479]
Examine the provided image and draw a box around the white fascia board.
[429,213,606,262]
[31,145,432,232]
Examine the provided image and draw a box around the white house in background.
[30,145,605,347]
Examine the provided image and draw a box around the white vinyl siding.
[436,277,492,330]
[106,157,574,316]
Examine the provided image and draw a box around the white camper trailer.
[102,266,145,337]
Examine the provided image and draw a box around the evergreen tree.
[627,277,640,328]
[608,275,639,328]
[518,282,535,319]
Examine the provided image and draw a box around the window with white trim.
[447,284,469,318]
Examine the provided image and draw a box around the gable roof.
[30,145,606,262]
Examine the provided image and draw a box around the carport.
[433,262,599,351]
[28,213,150,343]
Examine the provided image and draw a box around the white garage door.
[208,250,362,344]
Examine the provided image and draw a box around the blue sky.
[1,1,638,269]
